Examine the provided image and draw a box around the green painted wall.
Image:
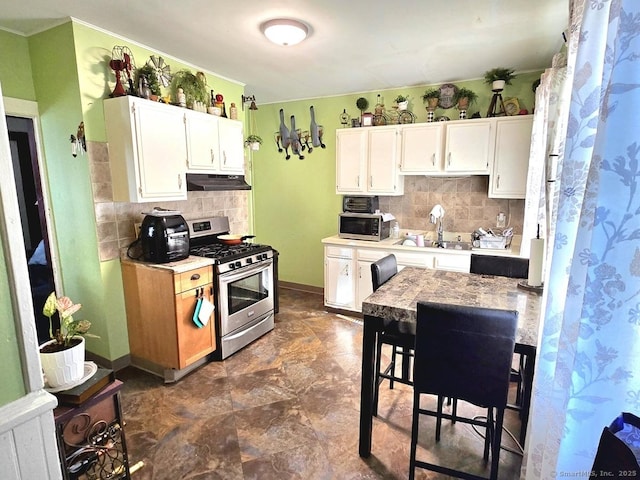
[0,30,36,101]
[0,234,27,405]
[252,72,541,288]
[65,21,246,360]
[1,20,247,367]
[1,17,542,383]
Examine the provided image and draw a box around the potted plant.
[245,134,263,151]
[483,67,516,91]
[170,69,208,108]
[394,94,409,110]
[422,88,440,111]
[453,87,477,111]
[135,64,161,101]
[356,97,369,121]
[39,292,98,388]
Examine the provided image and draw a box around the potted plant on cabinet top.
[39,292,98,388]
[135,64,162,101]
[422,88,440,111]
[483,67,516,92]
[245,134,263,151]
[394,94,409,110]
[170,69,208,108]
[453,87,478,111]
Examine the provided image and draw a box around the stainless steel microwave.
[338,212,395,241]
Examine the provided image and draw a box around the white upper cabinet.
[367,126,403,194]
[218,118,245,174]
[444,120,493,174]
[336,128,368,193]
[336,126,403,195]
[104,96,187,203]
[489,115,534,198]
[185,111,244,175]
[185,111,221,171]
[400,123,444,173]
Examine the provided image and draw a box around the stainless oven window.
[226,268,270,315]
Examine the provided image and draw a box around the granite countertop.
[322,231,523,258]
[121,255,215,273]
[361,266,541,347]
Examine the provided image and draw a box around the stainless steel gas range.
[187,216,277,359]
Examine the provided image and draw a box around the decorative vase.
[40,336,85,388]
[250,142,260,151]
[492,80,506,92]
[397,101,408,111]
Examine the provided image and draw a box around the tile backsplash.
[378,176,524,239]
[88,141,250,261]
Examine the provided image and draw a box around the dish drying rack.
[472,227,513,249]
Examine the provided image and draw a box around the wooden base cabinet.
[121,261,216,372]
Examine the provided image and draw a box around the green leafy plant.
[422,89,440,102]
[245,134,263,146]
[483,67,516,85]
[454,87,478,105]
[394,94,408,103]
[170,69,208,106]
[42,292,98,349]
[135,64,161,96]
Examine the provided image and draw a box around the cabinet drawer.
[176,267,212,293]
[325,245,354,258]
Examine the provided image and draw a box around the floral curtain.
[521,53,571,259]
[523,0,640,478]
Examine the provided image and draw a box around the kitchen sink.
[439,241,473,250]
[394,239,473,250]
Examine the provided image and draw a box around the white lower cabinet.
[324,242,471,312]
[433,252,471,272]
[356,249,391,309]
[324,246,356,310]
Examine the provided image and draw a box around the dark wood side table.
[53,379,131,479]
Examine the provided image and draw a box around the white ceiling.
[0,0,568,104]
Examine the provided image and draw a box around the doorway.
[7,115,56,343]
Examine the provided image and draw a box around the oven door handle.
[219,258,273,283]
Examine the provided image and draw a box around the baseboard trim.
[279,281,323,296]
[86,351,131,372]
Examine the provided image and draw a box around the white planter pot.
[250,142,260,151]
[397,101,408,111]
[40,336,85,388]
[492,80,506,91]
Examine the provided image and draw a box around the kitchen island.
[358,266,542,457]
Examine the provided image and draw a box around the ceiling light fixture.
[261,19,309,46]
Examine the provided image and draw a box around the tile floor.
[117,288,524,479]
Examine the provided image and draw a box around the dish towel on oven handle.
[198,298,214,327]
[192,297,204,328]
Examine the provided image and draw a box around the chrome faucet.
[429,204,446,248]
[436,218,444,247]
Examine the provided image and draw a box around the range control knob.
[235,261,242,268]
[246,257,253,264]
